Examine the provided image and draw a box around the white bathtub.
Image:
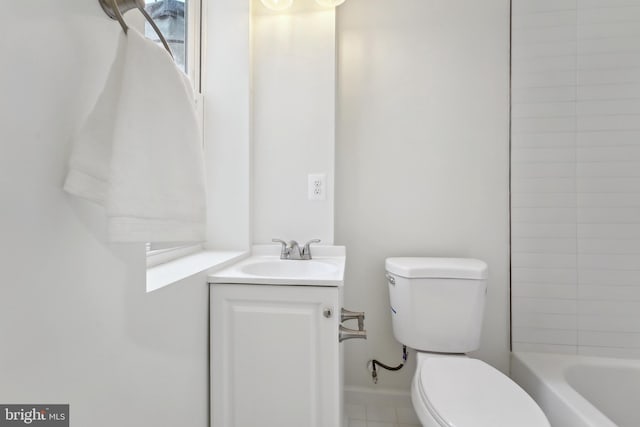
[511,352,640,427]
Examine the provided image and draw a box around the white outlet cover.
[308,173,326,201]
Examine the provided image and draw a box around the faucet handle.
[302,239,321,258]
[272,238,288,257]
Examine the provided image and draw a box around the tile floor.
[345,403,421,427]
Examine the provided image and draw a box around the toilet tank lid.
[385,257,488,280]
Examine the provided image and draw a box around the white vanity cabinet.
[210,283,343,427]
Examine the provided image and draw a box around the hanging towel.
[63,34,126,205]
[64,29,206,242]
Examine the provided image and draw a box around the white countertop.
[208,244,346,286]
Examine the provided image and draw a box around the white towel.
[64,29,206,242]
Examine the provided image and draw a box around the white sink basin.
[209,245,346,286]
[240,260,338,278]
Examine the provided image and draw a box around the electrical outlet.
[308,173,326,201]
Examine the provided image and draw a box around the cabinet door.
[211,284,341,427]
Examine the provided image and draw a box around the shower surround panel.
[511,0,640,357]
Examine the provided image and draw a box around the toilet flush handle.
[385,272,396,285]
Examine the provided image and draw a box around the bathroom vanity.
[209,245,359,427]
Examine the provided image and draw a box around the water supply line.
[367,345,408,384]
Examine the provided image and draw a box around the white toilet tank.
[386,257,488,353]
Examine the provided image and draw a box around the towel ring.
[99,0,174,59]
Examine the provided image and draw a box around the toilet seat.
[414,356,549,427]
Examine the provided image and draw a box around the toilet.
[385,257,550,427]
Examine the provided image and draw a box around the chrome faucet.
[272,238,321,260]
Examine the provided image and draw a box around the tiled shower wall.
[511,0,640,357]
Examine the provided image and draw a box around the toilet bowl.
[411,353,549,427]
[386,257,549,427]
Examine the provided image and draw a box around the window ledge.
[146,250,248,292]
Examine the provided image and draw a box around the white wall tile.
[577,146,640,162]
[512,0,640,354]
[578,239,640,254]
[513,0,576,16]
[513,285,577,301]
[513,208,570,226]
[512,177,577,193]
[578,346,640,358]
[578,207,640,223]
[512,207,577,223]
[513,10,576,29]
[577,130,640,147]
[577,115,640,131]
[512,102,575,118]
[578,83,640,100]
[513,327,578,345]
[513,41,577,60]
[578,69,640,86]
[512,193,577,208]
[512,148,576,163]
[513,297,578,314]
[513,253,577,268]
[578,21,640,39]
[512,238,577,253]
[578,253,640,270]
[577,177,640,192]
[512,267,578,284]
[513,313,578,332]
[513,162,575,179]
[578,162,640,178]
[580,313,640,332]
[578,6,640,24]
[513,26,577,44]
[578,37,640,55]
[578,268,640,286]
[512,117,576,133]
[577,53,640,70]
[512,223,577,239]
[579,193,640,208]
[512,132,575,148]
[578,0,640,9]
[513,86,577,103]
[579,300,640,316]
[579,330,640,348]
[513,56,577,74]
[578,223,640,239]
[513,71,577,90]
[512,342,577,354]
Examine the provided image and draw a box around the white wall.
[251,0,336,245]
[336,0,511,390]
[0,2,208,425]
[203,0,252,250]
[511,0,640,358]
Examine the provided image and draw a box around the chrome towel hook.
[99,0,174,58]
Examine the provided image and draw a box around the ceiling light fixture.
[260,0,294,11]
[314,0,347,6]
